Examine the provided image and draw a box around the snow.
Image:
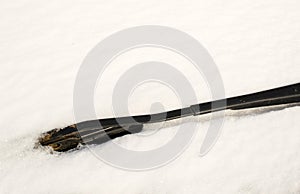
[0,0,300,193]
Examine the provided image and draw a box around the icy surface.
[0,0,300,193]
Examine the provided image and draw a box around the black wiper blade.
[38,82,300,152]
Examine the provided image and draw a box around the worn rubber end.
[38,123,143,152]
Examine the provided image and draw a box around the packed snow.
[0,0,299,193]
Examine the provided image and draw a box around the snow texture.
[0,0,299,193]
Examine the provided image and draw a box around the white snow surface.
[0,0,300,193]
